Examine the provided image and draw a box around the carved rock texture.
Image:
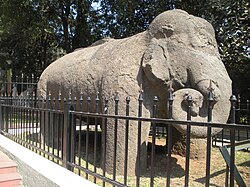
[38,9,231,175]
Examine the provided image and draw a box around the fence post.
[236,94,241,124]
[0,99,3,134]
[229,95,237,187]
[185,95,192,187]
[150,96,158,187]
[167,87,174,187]
[5,98,9,134]
[62,98,73,170]
[136,91,143,187]
[205,90,214,187]
[124,96,130,186]
[102,97,109,187]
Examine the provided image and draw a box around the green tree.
[175,0,250,92]
[0,0,249,93]
[98,0,249,92]
[0,0,62,77]
[97,0,175,38]
[0,0,102,78]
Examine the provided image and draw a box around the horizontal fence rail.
[0,80,250,187]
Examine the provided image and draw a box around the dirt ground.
[70,131,250,186]
[143,137,250,187]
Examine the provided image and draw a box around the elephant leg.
[103,119,151,176]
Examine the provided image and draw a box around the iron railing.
[0,80,249,187]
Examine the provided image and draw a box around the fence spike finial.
[208,80,215,93]
[230,95,237,106]
[139,84,144,94]
[68,89,72,101]
[115,92,119,101]
[58,90,61,99]
[96,91,100,101]
[206,80,214,102]
[104,96,109,113]
[80,89,83,101]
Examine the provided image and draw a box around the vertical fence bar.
[42,97,47,156]
[28,91,32,148]
[3,97,6,134]
[52,97,56,162]
[102,97,109,187]
[70,97,76,172]
[184,95,192,187]
[31,92,35,150]
[230,95,236,187]
[94,93,99,183]
[17,92,21,141]
[9,82,13,137]
[62,97,71,169]
[78,91,83,175]
[85,96,91,179]
[0,100,3,133]
[3,96,7,135]
[124,96,130,186]
[205,91,213,187]
[58,91,62,162]
[167,87,174,187]
[21,74,24,96]
[13,79,16,135]
[5,96,8,135]
[17,89,20,138]
[6,96,9,135]
[113,95,119,186]
[225,165,229,187]
[247,100,249,142]
[35,95,39,153]
[39,96,43,153]
[150,96,158,187]
[48,92,52,157]
[20,93,24,142]
[221,128,224,146]
[25,92,29,147]
[136,92,143,187]
[236,95,241,141]
[68,91,74,171]
[247,100,250,123]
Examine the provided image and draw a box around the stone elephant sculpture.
[37,9,232,175]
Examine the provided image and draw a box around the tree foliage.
[0,0,61,76]
[175,0,250,92]
[0,0,101,77]
[0,0,249,92]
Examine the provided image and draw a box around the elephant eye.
[162,26,174,37]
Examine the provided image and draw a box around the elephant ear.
[142,37,171,85]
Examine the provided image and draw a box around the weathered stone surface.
[37,9,232,175]
[172,137,207,159]
[172,88,223,137]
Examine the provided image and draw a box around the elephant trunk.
[172,84,231,138]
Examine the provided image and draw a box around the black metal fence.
[212,99,250,147]
[0,79,250,187]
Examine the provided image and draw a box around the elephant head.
[142,10,232,137]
